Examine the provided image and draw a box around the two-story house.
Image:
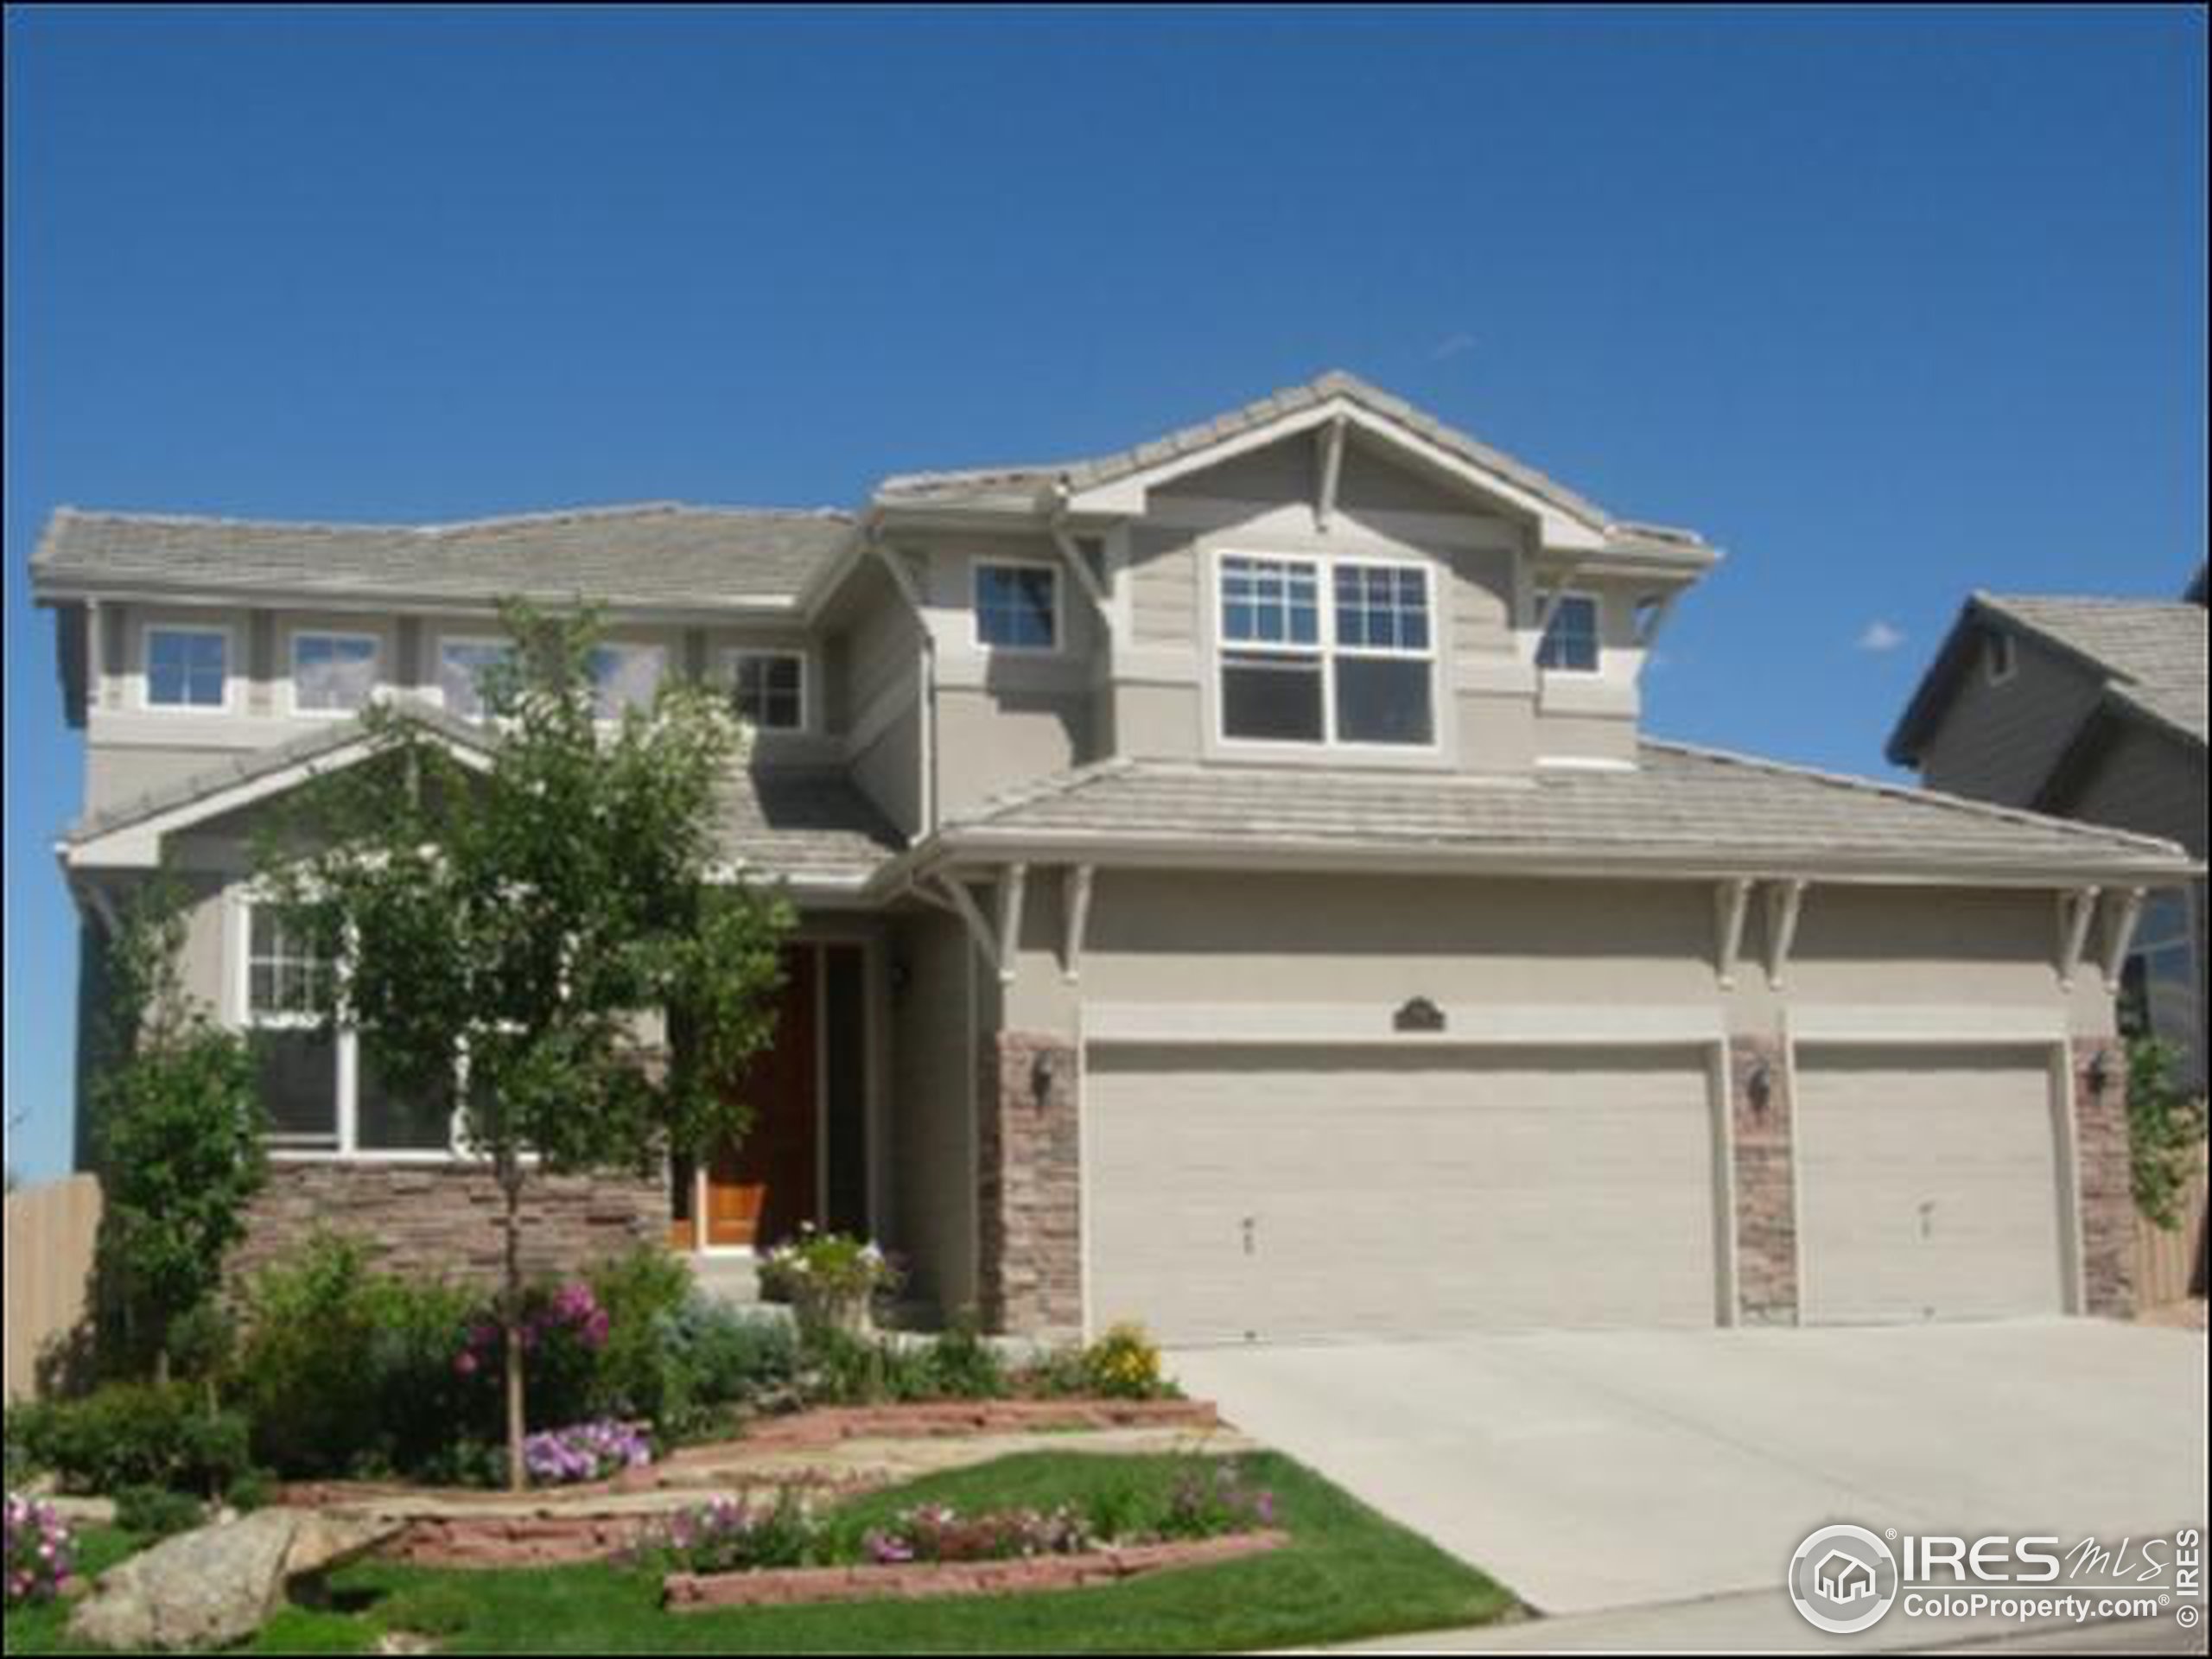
[1888,569,2208,1093]
[33,372,2198,1343]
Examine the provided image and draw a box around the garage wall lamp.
[2085,1048,2115,1095]
[1745,1058,1775,1114]
[1030,1049,1062,1105]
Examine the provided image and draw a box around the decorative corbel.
[1765,879,1807,990]
[2099,887,2147,990]
[2057,886,2101,990]
[1062,863,1095,985]
[993,862,1028,987]
[1714,876,1753,989]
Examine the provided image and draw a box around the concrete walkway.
[1174,1319,2206,1617]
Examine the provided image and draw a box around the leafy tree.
[2127,1033,2208,1230]
[91,878,266,1381]
[257,601,791,1488]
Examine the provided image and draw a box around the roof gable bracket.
[933,864,1027,986]
[1046,512,1113,632]
[2057,885,2102,990]
[1061,862,1095,985]
[1714,877,1752,988]
[1314,415,1347,533]
[1535,563,1591,635]
[2097,887,2145,991]
[1764,879,1808,990]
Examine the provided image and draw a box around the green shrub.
[223,1468,276,1513]
[914,1320,1007,1401]
[664,1299,799,1414]
[233,1233,491,1478]
[112,1484,206,1539]
[6,1383,249,1496]
[798,1329,949,1406]
[583,1245,696,1421]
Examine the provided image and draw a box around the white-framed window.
[588,642,668,721]
[288,630,380,715]
[436,636,515,721]
[1215,551,1436,748]
[143,624,232,710]
[1985,631,2017,686]
[240,898,457,1158]
[725,649,806,732]
[1535,592,1601,674]
[973,561,1061,652]
[2121,889,2204,1090]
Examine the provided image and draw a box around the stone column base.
[976,1031,1083,1340]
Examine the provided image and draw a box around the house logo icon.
[1789,1524,1900,1633]
[1815,1548,1878,1603]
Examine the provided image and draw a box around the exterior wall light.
[2086,1048,2115,1095]
[1745,1058,1775,1113]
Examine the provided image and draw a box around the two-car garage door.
[1086,1043,1725,1344]
[1086,1038,2072,1344]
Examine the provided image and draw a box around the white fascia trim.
[1789,1005,2070,1045]
[36,577,803,626]
[908,832,2191,891]
[66,729,491,870]
[1534,755,1639,772]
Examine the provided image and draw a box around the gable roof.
[32,503,856,613]
[923,740,2194,885]
[1889,588,2209,766]
[874,370,1711,556]
[63,702,904,889]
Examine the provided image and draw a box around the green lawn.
[4,1451,1516,1655]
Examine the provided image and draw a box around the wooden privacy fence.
[2133,1154,2209,1312]
[4,1174,102,1402]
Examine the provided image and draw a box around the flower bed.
[738,1396,1219,1447]
[522,1420,652,1486]
[4,1492,76,1609]
[647,1455,1282,1611]
[664,1529,1291,1609]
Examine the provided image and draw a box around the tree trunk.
[499,1152,528,1494]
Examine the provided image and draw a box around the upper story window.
[588,643,667,720]
[728,650,805,732]
[1217,553,1435,748]
[1984,632,2017,686]
[974,563,1059,652]
[1535,592,1601,673]
[145,625,230,709]
[438,638,514,721]
[290,632,379,715]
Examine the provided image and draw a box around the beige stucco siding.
[998,869,2114,1041]
[888,906,982,1315]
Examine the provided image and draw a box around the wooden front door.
[703,945,817,1249]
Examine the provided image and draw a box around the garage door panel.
[1796,1045,2064,1325]
[1088,1043,1719,1343]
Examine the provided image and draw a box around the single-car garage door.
[1796,1044,2067,1324]
[1086,1043,1722,1344]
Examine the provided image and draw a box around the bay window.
[1536,592,1601,673]
[1217,553,1434,747]
[974,563,1060,652]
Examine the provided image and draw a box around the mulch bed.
[663,1529,1291,1610]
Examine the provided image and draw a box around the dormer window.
[1217,553,1435,747]
[145,625,231,709]
[974,562,1059,652]
[1536,592,1600,673]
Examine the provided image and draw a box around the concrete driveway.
[1172,1319,2206,1616]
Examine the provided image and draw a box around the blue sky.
[5,7,2205,1179]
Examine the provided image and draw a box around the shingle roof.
[935,741,2194,880]
[66,708,904,887]
[875,370,1710,553]
[710,768,904,885]
[32,503,856,611]
[1975,594,2207,747]
[65,703,493,843]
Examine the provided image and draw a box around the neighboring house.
[1888,569,2209,1090]
[31,372,2200,1344]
